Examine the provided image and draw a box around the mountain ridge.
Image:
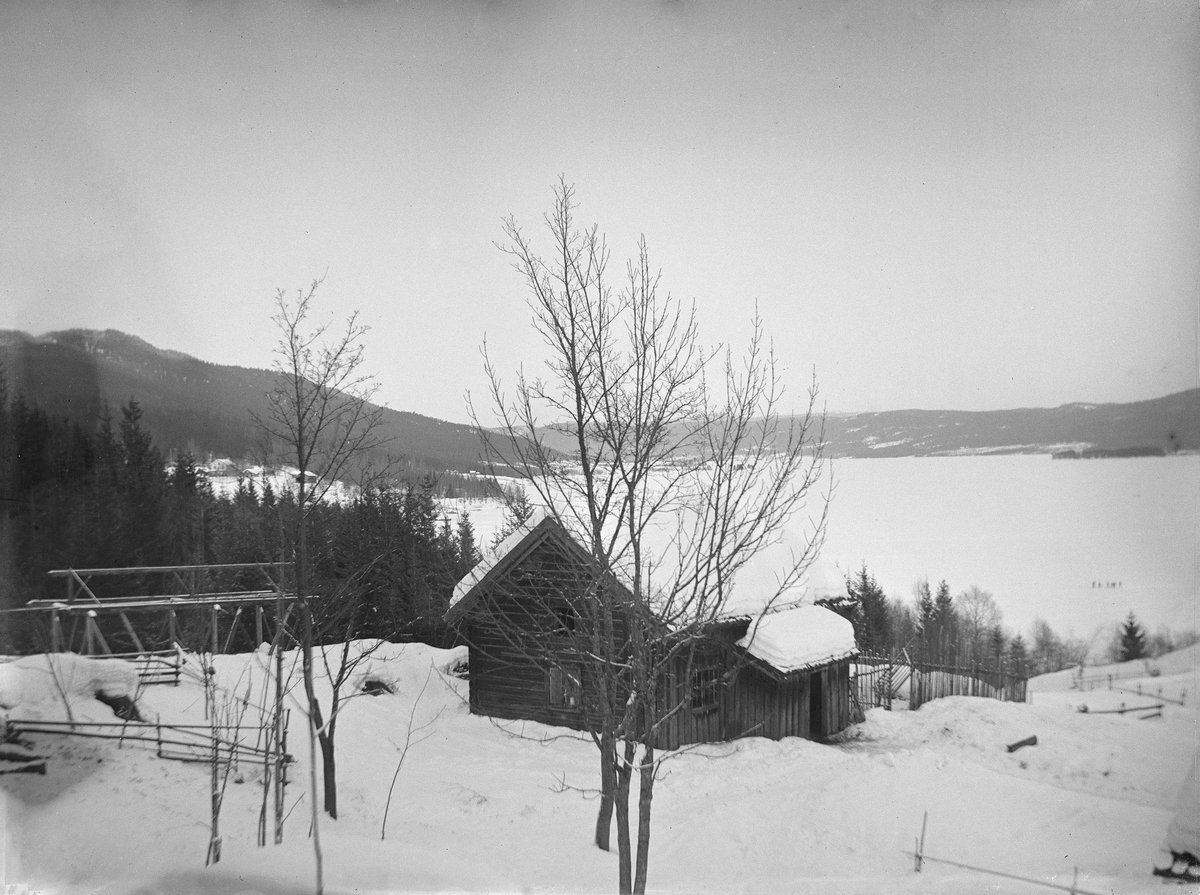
[1,328,1195,465]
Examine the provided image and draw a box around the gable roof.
[445,511,616,625]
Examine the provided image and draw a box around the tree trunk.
[615,738,636,895]
[633,738,654,895]
[318,729,338,819]
[307,697,324,895]
[594,729,615,851]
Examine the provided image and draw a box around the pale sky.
[2,0,1197,423]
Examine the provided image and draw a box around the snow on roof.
[736,605,857,673]
[448,508,549,612]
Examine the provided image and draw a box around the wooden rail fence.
[5,717,277,766]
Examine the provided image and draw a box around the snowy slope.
[1,643,1195,894]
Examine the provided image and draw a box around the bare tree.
[254,280,391,894]
[955,585,1002,663]
[471,180,828,895]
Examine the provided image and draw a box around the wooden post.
[211,604,221,655]
[168,609,178,649]
[222,607,242,654]
[85,610,97,655]
[119,612,145,655]
[50,608,62,653]
[915,810,927,872]
[256,605,264,646]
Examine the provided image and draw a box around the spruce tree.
[842,564,891,654]
[1118,612,1147,661]
[933,579,955,661]
[1008,634,1029,676]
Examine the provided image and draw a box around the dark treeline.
[0,375,479,653]
[820,564,1196,676]
[820,565,1084,678]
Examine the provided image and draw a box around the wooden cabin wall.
[812,661,851,738]
[467,619,594,732]
[464,535,637,733]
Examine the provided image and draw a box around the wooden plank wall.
[468,620,594,732]
[657,658,854,748]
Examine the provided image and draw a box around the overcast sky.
[2,0,1196,423]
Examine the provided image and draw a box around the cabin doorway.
[809,670,825,739]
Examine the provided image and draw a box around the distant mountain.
[815,390,1198,457]
[0,329,494,473]
[2,329,1194,466]
[531,390,1199,459]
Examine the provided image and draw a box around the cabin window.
[548,664,582,709]
[552,606,577,634]
[691,665,721,712]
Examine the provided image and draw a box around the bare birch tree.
[254,279,391,893]
[471,180,828,895]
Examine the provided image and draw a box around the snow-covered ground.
[196,459,359,506]
[1,643,1195,894]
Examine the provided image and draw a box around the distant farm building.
[445,515,858,748]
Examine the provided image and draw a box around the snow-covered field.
[1,643,1195,894]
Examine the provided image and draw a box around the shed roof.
[736,605,857,673]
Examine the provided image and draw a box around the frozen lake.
[448,454,1198,642]
[807,454,1198,639]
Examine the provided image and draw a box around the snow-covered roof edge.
[446,508,550,618]
[736,605,858,674]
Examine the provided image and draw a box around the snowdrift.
[0,641,1194,894]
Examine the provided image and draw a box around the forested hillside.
[0,329,493,474]
[0,379,481,650]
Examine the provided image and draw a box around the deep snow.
[1,641,1195,894]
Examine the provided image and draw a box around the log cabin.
[445,513,858,748]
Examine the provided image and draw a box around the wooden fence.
[6,717,278,766]
[908,658,1026,709]
[853,652,1027,711]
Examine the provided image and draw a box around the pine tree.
[988,624,1007,665]
[1118,612,1147,661]
[1008,634,1029,676]
[842,564,891,654]
[933,579,955,661]
[456,512,479,573]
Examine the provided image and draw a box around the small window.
[548,664,582,709]
[691,666,721,712]
[552,606,576,634]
